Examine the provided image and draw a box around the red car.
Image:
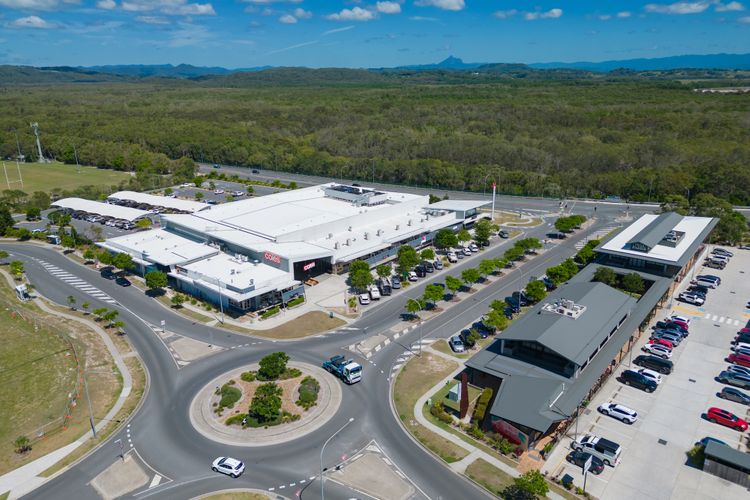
[728,353,750,368]
[669,320,689,331]
[738,328,750,335]
[649,338,674,350]
[706,407,748,431]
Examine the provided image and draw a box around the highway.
[4,200,649,500]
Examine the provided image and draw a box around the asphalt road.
[3,201,648,500]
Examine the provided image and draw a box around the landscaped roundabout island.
[190,353,342,446]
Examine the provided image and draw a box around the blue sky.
[1,1,749,67]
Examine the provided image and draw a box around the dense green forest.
[1,76,749,204]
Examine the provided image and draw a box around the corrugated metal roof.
[108,191,208,213]
[705,440,750,470]
[626,212,682,251]
[52,198,150,222]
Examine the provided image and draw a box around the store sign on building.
[264,251,282,265]
[303,261,316,272]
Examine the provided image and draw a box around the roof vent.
[376,229,382,236]
[334,242,339,249]
[364,232,369,240]
[541,298,587,319]
[346,238,351,246]
[395,224,400,231]
[348,226,352,232]
[253,260,259,266]
[408,219,412,226]
[231,269,235,275]
[328,233,333,239]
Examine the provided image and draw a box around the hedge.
[219,383,242,409]
[296,376,320,410]
[287,296,305,308]
[472,388,493,423]
[260,306,281,320]
[240,371,256,382]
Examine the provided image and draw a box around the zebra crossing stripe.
[392,364,402,372]
[719,316,725,323]
[734,319,740,326]
[705,313,711,319]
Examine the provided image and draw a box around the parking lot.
[543,246,750,499]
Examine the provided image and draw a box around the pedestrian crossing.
[36,259,117,304]
[574,226,619,250]
[704,313,741,326]
[388,340,433,379]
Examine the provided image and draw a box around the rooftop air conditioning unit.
[376,229,382,236]
[346,238,351,246]
[253,260,259,266]
[408,219,412,226]
[348,226,352,232]
[395,224,400,231]
[328,233,333,239]
[334,242,339,249]
[364,232,369,240]
[231,269,235,275]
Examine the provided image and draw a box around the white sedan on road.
[212,457,245,478]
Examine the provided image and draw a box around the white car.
[637,368,663,385]
[212,457,245,478]
[447,252,458,263]
[732,342,750,353]
[668,314,691,326]
[181,182,194,187]
[597,403,638,424]
[678,292,704,305]
[408,271,418,282]
[462,247,472,256]
[214,188,225,194]
[358,293,370,305]
[728,364,750,377]
[166,192,177,198]
[641,343,672,359]
[469,243,479,252]
[233,190,245,196]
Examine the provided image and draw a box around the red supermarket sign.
[303,261,316,271]
[264,251,282,264]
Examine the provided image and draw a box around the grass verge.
[465,458,515,496]
[222,311,345,340]
[198,491,270,500]
[393,352,468,464]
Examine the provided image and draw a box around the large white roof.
[52,198,149,222]
[428,200,489,211]
[599,214,715,265]
[108,191,208,213]
[102,229,219,266]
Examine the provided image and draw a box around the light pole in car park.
[320,417,355,500]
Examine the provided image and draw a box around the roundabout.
[190,361,342,447]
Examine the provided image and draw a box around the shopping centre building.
[99,183,486,313]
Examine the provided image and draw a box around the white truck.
[322,355,363,384]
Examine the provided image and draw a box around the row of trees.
[554,214,587,233]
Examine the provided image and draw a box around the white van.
[368,284,381,300]
[694,278,718,289]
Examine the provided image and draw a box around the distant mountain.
[71,63,272,78]
[0,65,126,84]
[382,56,486,71]
[530,53,750,72]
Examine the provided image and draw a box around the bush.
[430,401,453,424]
[240,371,256,382]
[513,470,549,497]
[468,424,484,440]
[489,435,515,455]
[287,296,305,308]
[260,306,280,320]
[14,436,31,454]
[687,444,706,468]
[472,388,493,423]
[218,383,242,409]
[249,382,283,423]
[296,376,320,410]
[258,352,290,381]
[281,367,302,379]
[225,414,246,426]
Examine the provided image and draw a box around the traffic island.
[190,360,341,446]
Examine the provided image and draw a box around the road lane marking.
[148,475,162,488]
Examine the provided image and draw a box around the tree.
[0,205,15,235]
[9,260,24,279]
[112,320,125,331]
[195,191,204,201]
[0,250,8,261]
[420,248,435,261]
[621,272,645,294]
[136,218,152,230]
[249,382,283,423]
[208,181,216,190]
[81,301,90,314]
[258,352,290,380]
[493,258,508,273]
[14,436,31,454]
[545,265,568,285]
[516,238,542,252]
[660,194,689,215]
[83,248,96,262]
[445,276,462,296]
[405,298,423,318]
[112,252,134,273]
[350,264,373,292]
[26,206,41,221]
[423,284,444,307]
[474,219,493,246]
[457,229,472,245]
[376,263,392,279]
[575,244,596,265]
[93,307,108,320]
[503,245,525,262]
[98,250,113,266]
[525,280,547,303]
[478,259,496,277]
[434,229,458,250]
[349,260,369,274]
[428,193,441,204]
[397,245,419,274]
[554,216,575,233]
[461,268,481,286]
[102,309,119,327]
[67,295,76,309]
[484,309,508,332]
[145,270,168,291]
[171,294,186,308]
[561,258,579,278]
[500,484,536,500]
[193,175,204,188]
[593,266,617,286]
[164,187,173,196]
[513,470,549,497]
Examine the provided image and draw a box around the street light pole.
[320,417,355,500]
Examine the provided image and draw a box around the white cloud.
[121,1,215,16]
[97,0,115,9]
[166,22,212,47]
[293,7,311,19]
[245,0,301,3]
[617,11,632,17]
[376,1,401,14]
[136,15,169,24]
[524,8,563,20]
[323,25,354,35]
[414,0,464,11]
[493,9,517,19]
[409,15,438,21]
[715,1,744,11]
[279,13,296,23]
[326,6,375,21]
[10,15,55,28]
[0,0,79,10]
[597,14,612,20]
[739,14,750,20]
[644,2,711,14]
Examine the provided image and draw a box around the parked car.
[498,229,509,239]
[719,387,750,405]
[712,248,734,257]
[414,266,426,278]
[566,451,605,475]
[648,338,674,350]
[214,189,225,194]
[391,276,402,289]
[717,370,750,389]
[693,278,718,289]
[115,276,131,287]
[459,329,476,349]
[368,284,381,301]
[731,342,750,353]
[729,353,750,368]
[668,314,691,326]
[423,261,435,273]
[619,369,658,393]
[572,435,622,467]
[472,321,496,337]
[447,252,458,263]
[655,321,688,335]
[705,259,726,270]
[377,279,392,296]
[252,169,259,174]
[697,274,721,284]
[408,271,418,282]
[448,335,465,353]
[706,407,748,431]
[637,368,663,385]
[732,333,750,345]
[211,457,245,478]
[358,293,370,305]
[542,276,557,291]
[736,346,750,358]
[641,343,672,359]
[678,292,705,305]
[100,267,117,280]
[469,243,479,252]
[233,190,245,197]
[462,247,472,256]
[433,259,444,270]
[633,355,673,374]
[597,402,638,424]
[651,330,682,345]
[728,364,750,377]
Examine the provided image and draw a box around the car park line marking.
[278,485,285,489]
[148,475,162,488]
[289,482,296,487]
[268,488,274,491]
[299,479,306,484]
[309,476,316,480]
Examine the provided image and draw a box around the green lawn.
[1,161,130,194]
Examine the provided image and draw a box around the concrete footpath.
[0,270,135,500]
[412,346,565,500]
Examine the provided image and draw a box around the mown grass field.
[0,161,130,194]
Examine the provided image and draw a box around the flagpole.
[491,181,496,221]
